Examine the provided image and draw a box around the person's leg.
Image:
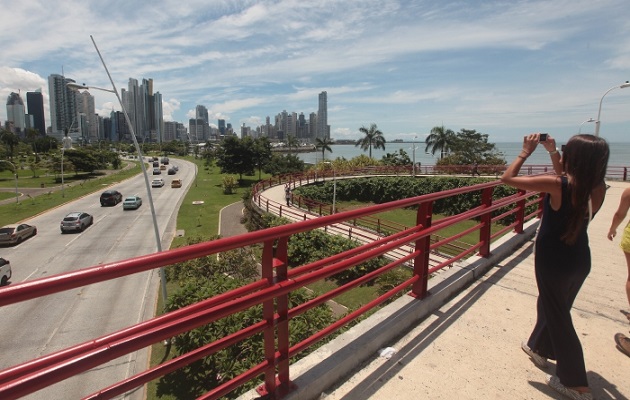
[624,251,630,311]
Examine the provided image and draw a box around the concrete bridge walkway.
[240,178,630,400]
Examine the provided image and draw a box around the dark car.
[153,168,161,175]
[0,223,37,245]
[100,190,123,206]
[167,168,176,175]
[60,212,93,233]
[152,161,159,168]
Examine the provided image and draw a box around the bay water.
[298,142,630,167]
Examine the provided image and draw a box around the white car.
[122,195,143,210]
[151,178,165,187]
[0,257,11,286]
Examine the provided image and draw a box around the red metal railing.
[0,179,542,399]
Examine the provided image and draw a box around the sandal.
[614,332,630,358]
[546,375,592,400]
[620,309,630,323]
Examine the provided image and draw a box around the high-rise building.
[218,119,226,136]
[26,90,46,135]
[6,92,25,133]
[48,74,78,140]
[196,105,209,124]
[317,91,328,140]
[76,90,97,143]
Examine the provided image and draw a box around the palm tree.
[286,135,299,155]
[315,137,334,161]
[356,123,386,158]
[425,125,455,159]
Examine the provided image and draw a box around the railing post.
[624,167,628,181]
[275,237,293,394]
[514,189,528,234]
[478,187,493,257]
[410,201,433,299]
[260,240,278,395]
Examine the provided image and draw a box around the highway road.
[0,158,197,400]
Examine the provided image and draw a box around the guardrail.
[0,178,542,399]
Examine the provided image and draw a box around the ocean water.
[298,142,630,167]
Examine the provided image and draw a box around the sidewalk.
[252,179,630,399]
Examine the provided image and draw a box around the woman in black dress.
[501,133,609,400]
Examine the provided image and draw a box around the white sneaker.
[521,341,547,369]
[546,375,593,400]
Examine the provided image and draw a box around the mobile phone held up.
[539,133,548,142]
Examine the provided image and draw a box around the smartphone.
[539,133,548,142]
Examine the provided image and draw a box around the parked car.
[153,168,161,175]
[171,179,182,188]
[122,195,143,210]
[167,168,176,175]
[151,178,165,187]
[0,223,37,245]
[100,190,123,206]
[0,258,11,286]
[60,212,93,233]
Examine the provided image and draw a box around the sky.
[1,0,629,143]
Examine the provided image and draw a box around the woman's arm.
[501,133,562,197]
[541,135,563,175]
[608,187,630,240]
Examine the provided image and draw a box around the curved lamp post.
[67,35,167,304]
[578,118,595,134]
[0,160,18,203]
[595,81,630,136]
[323,161,336,214]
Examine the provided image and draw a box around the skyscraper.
[26,90,46,135]
[6,92,25,133]
[317,91,328,140]
[48,74,78,140]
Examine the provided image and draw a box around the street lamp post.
[324,161,336,214]
[0,160,18,203]
[578,118,595,134]
[595,81,630,136]
[411,135,418,177]
[67,35,167,303]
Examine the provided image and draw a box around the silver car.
[123,195,143,210]
[0,223,37,245]
[60,212,93,233]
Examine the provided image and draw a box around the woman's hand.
[541,134,557,153]
[522,133,539,155]
[608,228,617,241]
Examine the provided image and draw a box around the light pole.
[411,135,418,177]
[324,161,336,214]
[67,35,167,303]
[0,160,18,203]
[595,81,630,136]
[578,118,595,134]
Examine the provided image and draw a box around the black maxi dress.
[527,176,592,388]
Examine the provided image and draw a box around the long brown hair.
[560,134,609,244]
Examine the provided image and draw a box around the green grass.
[0,163,144,226]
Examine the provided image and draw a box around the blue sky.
[1,0,629,143]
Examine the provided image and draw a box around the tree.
[425,125,455,159]
[438,129,505,166]
[63,148,106,173]
[215,136,256,181]
[381,149,412,166]
[263,153,305,176]
[0,129,20,160]
[315,137,334,161]
[286,134,299,155]
[251,137,272,179]
[356,123,386,158]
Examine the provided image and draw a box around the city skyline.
[1,0,629,143]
